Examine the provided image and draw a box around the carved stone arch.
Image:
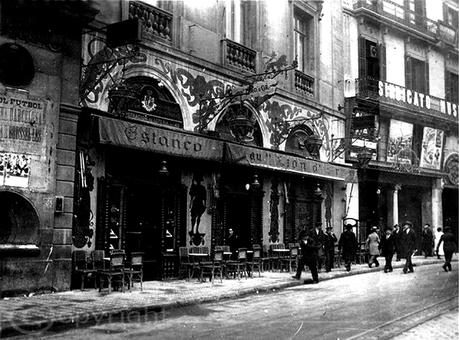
[0,190,39,245]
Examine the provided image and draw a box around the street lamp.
[357,147,373,169]
[303,134,323,158]
[228,107,255,143]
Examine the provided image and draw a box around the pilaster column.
[393,184,401,226]
[432,178,443,229]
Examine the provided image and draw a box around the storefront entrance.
[96,147,187,280]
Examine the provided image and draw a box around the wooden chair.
[247,246,262,277]
[200,250,224,283]
[179,247,193,279]
[260,245,271,271]
[99,252,125,293]
[226,248,248,280]
[333,244,341,268]
[125,252,144,291]
[281,246,299,272]
[73,250,97,290]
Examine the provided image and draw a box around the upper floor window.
[445,5,458,27]
[294,7,314,74]
[446,71,459,104]
[405,0,425,26]
[405,56,429,94]
[358,37,386,81]
[225,0,256,47]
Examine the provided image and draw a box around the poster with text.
[387,120,413,164]
[420,127,444,170]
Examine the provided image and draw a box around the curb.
[0,259,447,338]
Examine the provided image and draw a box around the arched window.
[285,125,322,159]
[0,191,39,244]
[215,104,262,147]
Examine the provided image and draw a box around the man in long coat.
[401,221,417,273]
[421,223,434,258]
[338,224,358,272]
[365,226,381,268]
[393,224,403,261]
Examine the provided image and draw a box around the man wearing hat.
[323,226,338,272]
[292,229,319,283]
[338,224,358,271]
[309,222,325,272]
[365,226,381,268]
[436,226,457,272]
[401,221,417,273]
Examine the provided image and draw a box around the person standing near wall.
[393,224,403,261]
[421,223,434,258]
[323,226,338,272]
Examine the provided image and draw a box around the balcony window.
[446,71,458,104]
[294,7,314,74]
[405,0,425,27]
[358,37,386,93]
[225,0,256,48]
[446,5,458,28]
[405,56,429,95]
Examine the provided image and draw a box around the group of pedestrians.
[292,220,457,283]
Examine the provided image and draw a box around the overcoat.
[338,230,357,261]
[380,234,395,257]
[438,232,458,253]
[365,231,380,256]
[401,228,417,257]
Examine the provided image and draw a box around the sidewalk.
[0,256,451,337]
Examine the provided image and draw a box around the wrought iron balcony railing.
[223,39,257,73]
[294,70,315,97]
[353,0,438,39]
[437,21,457,47]
[129,1,172,42]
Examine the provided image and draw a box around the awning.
[97,116,354,181]
[224,143,354,181]
[98,116,224,161]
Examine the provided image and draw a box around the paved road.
[13,263,458,340]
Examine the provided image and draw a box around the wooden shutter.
[379,43,386,81]
[358,36,367,78]
[445,70,451,102]
[405,55,412,89]
[425,60,429,95]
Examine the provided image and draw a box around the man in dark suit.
[310,222,325,272]
[292,230,319,283]
[401,221,417,273]
[338,223,358,272]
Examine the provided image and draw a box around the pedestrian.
[226,228,238,259]
[310,222,325,272]
[338,223,358,272]
[293,230,319,283]
[365,226,381,268]
[393,224,403,261]
[434,227,444,259]
[421,223,434,258]
[401,221,417,274]
[436,226,457,272]
[380,228,395,273]
[323,226,337,272]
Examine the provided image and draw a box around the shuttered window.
[405,56,429,94]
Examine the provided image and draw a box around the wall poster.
[0,152,30,187]
[420,127,444,170]
[387,120,414,164]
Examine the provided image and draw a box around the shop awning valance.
[98,116,224,161]
[224,143,354,182]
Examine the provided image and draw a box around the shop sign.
[98,117,223,161]
[0,95,44,143]
[420,127,444,170]
[378,80,457,119]
[225,143,351,181]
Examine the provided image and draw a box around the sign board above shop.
[98,116,353,182]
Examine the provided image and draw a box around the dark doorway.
[225,193,252,249]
